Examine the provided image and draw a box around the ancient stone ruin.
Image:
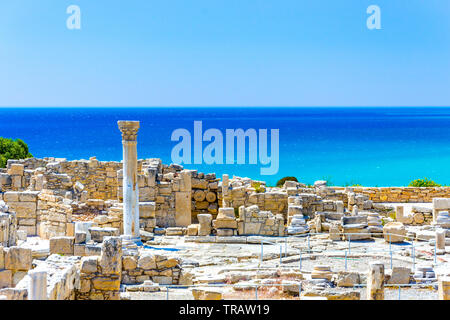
[0,120,449,300]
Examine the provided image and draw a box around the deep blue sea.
[1,107,450,187]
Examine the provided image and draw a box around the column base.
[120,235,142,249]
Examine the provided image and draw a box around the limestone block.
[122,256,137,270]
[438,276,450,300]
[342,216,367,225]
[334,271,360,287]
[433,198,450,210]
[74,244,86,256]
[0,247,3,269]
[75,232,87,244]
[137,253,156,270]
[152,276,172,285]
[157,258,178,269]
[99,237,122,275]
[191,179,208,189]
[65,222,74,237]
[93,215,109,225]
[89,227,119,243]
[301,290,360,300]
[139,202,156,218]
[179,270,194,286]
[383,222,406,243]
[311,265,333,281]
[436,229,446,250]
[139,230,154,241]
[7,164,24,176]
[367,262,384,300]
[4,247,32,271]
[80,256,99,274]
[281,280,301,295]
[217,207,235,220]
[238,221,244,235]
[387,267,411,284]
[396,205,404,221]
[336,201,344,214]
[166,227,184,236]
[213,219,237,229]
[0,270,12,289]
[50,236,75,255]
[207,203,218,214]
[192,288,223,300]
[19,192,39,202]
[179,170,192,192]
[187,224,199,236]
[288,205,302,217]
[329,224,341,241]
[175,192,191,227]
[12,271,26,287]
[197,214,212,236]
[343,228,371,241]
[436,211,450,228]
[8,202,37,218]
[16,230,27,241]
[216,229,235,237]
[244,222,262,235]
[92,277,121,291]
[413,212,424,224]
[208,182,218,190]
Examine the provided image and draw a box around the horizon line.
[1,106,450,108]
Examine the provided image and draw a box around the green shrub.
[389,211,396,220]
[276,176,298,187]
[251,182,264,193]
[344,181,363,187]
[321,176,334,186]
[408,178,441,187]
[0,137,33,168]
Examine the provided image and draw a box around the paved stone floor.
[127,233,449,300]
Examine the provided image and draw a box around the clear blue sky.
[0,0,449,107]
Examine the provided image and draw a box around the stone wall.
[191,172,219,222]
[0,246,32,290]
[0,199,18,247]
[2,191,39,236]
[121,252,182,285]
[31,158,122,200]
[118,159,194,228]
[0,163,33,192]
[335,187,450,203]
[76,237,122,300]
[237,205,285,236]
[219,176,288,218]
[14,254,80,300]
[37,190,74,239]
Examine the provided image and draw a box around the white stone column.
[118,121,140,240]
[28,270,47,300]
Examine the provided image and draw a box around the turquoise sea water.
[1,107,450,187]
